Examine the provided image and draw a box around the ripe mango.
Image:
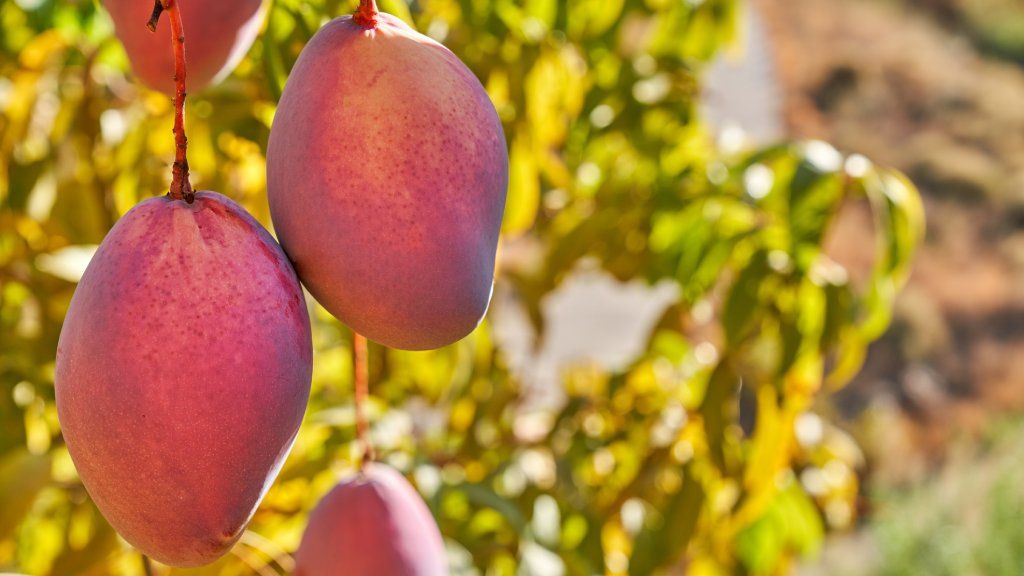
[55,192,312,566]
[267,13,508,350]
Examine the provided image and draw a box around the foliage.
[0,0,923,574]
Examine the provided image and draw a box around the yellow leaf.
[501,134,539,236]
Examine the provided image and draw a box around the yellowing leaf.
[501,134,540,236]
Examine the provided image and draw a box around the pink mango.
[103,0,264,93]
[55,192,312,566]
[295,464,448,575]
[267,13,508,351]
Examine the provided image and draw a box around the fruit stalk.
[147,0,194,203]
[352,333,375,467]
[140,554,154,576]
[353,0,378,28]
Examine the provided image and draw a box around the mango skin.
[55,192,312,567]
[294,464,448,576]
[103,0,264,93]
[267,13,509,351]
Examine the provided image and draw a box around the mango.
[103,0,264,93]
[55,192,312,566]
[295,464,448,575]
[267,13,508,350]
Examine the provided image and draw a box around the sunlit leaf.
[501,133,540,235]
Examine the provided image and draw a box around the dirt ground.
[756,0,1024,482]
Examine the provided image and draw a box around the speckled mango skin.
[55,192,312,567]
[103,0,264,93]
[294,464,448,576]
[267,13,508,351]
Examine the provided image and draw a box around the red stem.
[148,0,193,203]
[352,333,375,467]
[353,0,379,28]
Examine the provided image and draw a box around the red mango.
[55,192,312,566]
[295,464,448,575]
[267,13,508,350]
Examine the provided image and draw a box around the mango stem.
[353,0,379,28]
[147,0,194,203]
[352,332,375,468]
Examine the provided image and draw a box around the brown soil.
[757,0,1024,481]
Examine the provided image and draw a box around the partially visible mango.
[103,0,264,92]
[295,464,448,575]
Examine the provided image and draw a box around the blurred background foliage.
[0,0,923,574]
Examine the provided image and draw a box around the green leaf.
[262,1,287,102]
[722,250,770,347]
[567,0,624,38]
[736,484,823,574]
[700,361,740,473]
[788,161,843,270]
[820,281,852,352]
[629,465,705,576]
[451,482,527,534]
[868,169,925,284]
